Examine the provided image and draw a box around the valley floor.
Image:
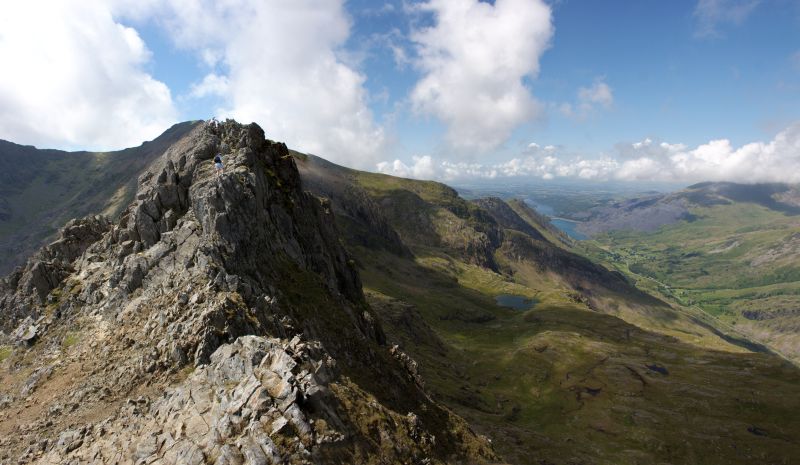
[585,202,800,365]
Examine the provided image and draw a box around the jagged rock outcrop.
[0,122,199,276]
[0,121,495,464]
[34,336,444,465]
[0,216,110,335]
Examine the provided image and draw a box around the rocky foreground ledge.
[0,121,496,464]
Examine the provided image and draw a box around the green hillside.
[296,155,800,464]
[586,198,800,364]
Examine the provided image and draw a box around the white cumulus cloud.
[578,80,614,108]
[377,122,800,184]
[376,155,438,179]
[1,1,386,166]
[189,74,230,99]
[409,0,553,152]
[558,78,614,120]
[149,0,386,168]
[0,1,177,150]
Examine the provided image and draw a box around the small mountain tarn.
[494,294,537,311]
[0,121,496,464]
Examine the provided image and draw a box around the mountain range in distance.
[1,121,799,464]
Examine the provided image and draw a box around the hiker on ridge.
[214,153,224,177]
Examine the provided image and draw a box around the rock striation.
[0,121,495,464]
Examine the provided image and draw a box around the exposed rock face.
[574,195,694,236]
[435,204,501,271]
[35,336,442,465]
[574,182,800,237]
[0,121,495,464]
[0,215,111,333]
[295,154,411,258]
[501,233,633,295]
[296,154,501,270]
[294,154,666,318]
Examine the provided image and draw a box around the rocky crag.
[0,121,495,464]
[0,122,199,276]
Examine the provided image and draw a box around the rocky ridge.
[0,121,495,464]
[0,122,199,276]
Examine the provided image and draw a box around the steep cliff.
[0,121,495,464]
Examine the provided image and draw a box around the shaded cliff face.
[473,198,652,300]
[297,156,502,271]
[471,198,547,243]
[293,152,410,258]
[0,122,495,464]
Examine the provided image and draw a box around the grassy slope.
[587,202,800,363]
[362,249,800,465]
[0,121,200,274]
[355,169,749,353]
[295,156,800,464]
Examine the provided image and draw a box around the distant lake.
[522,199,588,240]
[550,218,588,240]
[495,294,538,311]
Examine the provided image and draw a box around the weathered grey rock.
[35,336,341,463]
[0,121,496,465]
[0,393,13,409]
[10,316,37,346]
[0,216,110,331]
[20,365,53,397]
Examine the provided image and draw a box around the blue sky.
[532,0,799,150]
[1,0,799,183]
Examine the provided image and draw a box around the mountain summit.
[0,121,494,464]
